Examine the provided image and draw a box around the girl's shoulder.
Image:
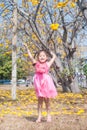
[32,61,39,66]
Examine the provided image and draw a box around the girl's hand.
[50,51,54,55]
[50,51,56,58]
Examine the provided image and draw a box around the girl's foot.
[47,115,51,122]
[36,117,42,123]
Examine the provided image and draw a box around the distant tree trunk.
[12,0,17,100]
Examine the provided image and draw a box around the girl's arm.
[24,43,36,64]
[47,51,56,67]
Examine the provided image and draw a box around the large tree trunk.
[53,57,81,93]
[58,76,80,93]
[11,0,17,100]
[70,76,81,93]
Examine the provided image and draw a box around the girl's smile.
[38,51,47,63]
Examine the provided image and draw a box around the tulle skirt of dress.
[34,73,57,98]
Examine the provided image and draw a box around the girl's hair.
[34,49,49,59]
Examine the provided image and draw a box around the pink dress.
[34,61,57,98]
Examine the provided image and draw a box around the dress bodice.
[35,61,49,74]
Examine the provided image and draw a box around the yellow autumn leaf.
[50,23,59,30]
[42,111,47,116]
[5,45,9,48]
[70,2,76,8]
[57,37,62,44]
[23,53,29,57]
[5,39,11,44]
[4,9,10,13]
[0,3,5,8]
[55,0,68,8]
[17,113,22,117]
[61,52,66,58]
[32,0,39,6]
[77,109,85,115]
[0,43,3,47]
[1,13,6,17]
[5,51,12,55]
[9,24,13,28]
[55,2,64,8]
[32,34,38,40]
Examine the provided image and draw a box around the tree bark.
[70,77,81,93]
[12,0,17,100]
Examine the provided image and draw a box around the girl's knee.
[44,98,49,103]
[38,97,44,103]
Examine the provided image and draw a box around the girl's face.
[38,51,47,63]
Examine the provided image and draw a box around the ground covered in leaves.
[0,85,87,130]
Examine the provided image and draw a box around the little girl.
[24,44,57,123]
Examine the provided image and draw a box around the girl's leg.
[36,97,43,123]
[44,98,51,122]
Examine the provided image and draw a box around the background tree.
[83,64,87,82]
[0,51,12,80]
[0,0,87,93]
